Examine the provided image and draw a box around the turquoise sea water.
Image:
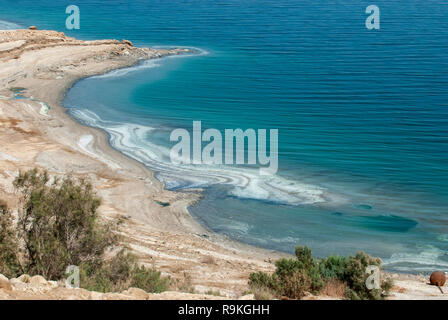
[2,1,448,273]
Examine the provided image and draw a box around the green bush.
[0,201,21,278]
[79,250,170,293]
[319,255,348,281]
[249,271,280,293]
[343,252,393,300]
[249,246,324,299]
[13,169,117,280]
[282,270,312,299]
[131,264,170,293]
[251,286,276,300]
[249,246,392,300]
[79,250,135,292]
[0,168,170,294]
[295,246,314,268]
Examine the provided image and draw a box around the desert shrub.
[0,168,169,294]
[205,289,221,296]
[249,271,280,294]
[174,272,195,293]
[321,279,347,298]
[319,255,348,281]
[130,264,170,293]
[318,252,392,299]
[79,250,135,292]
[282,270,312,299]
[79,250,169,293]
[294,246,314,268]
[0,201,21,278]
[274,258,302,279]
[251,286,276,300]
[248,246,392,300]
[13,169,117,280]
[343,251,393,300]
[201,255,216,265]
[249,246,323,299]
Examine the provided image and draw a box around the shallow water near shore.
[2,0,448,273]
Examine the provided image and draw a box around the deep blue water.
[2,0,448,273]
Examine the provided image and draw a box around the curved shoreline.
[0,28,287,296]
[0,28,443,299]
[61,61,284,257]
[59,46,213,234]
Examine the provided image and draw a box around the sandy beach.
[0,28,283,299]
[0,28,445,300]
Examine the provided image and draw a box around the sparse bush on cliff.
[249,246,392,300]
[249,246,323,299]
[13,168,117,280]
[0,168,169,294]
[79,250,169,293]
[343,252,393,300]
[0,201,21,278]
[318,254,348,281]
[130,264,170,293]
[79,250,135,293]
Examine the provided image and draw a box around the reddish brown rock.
[29,26,38,30]
[122,39,133,47]
[430,271,446,286]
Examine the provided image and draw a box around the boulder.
[102,292,132,300]
[122,287,149,300]
[17,274,31,283]
[121,39,133,47]
[89,291,103,300]
[0,275,12,292]
[29,26,38,30]
[430,271,446,286]
[29,275,48,286]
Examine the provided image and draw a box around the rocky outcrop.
[121,39,133,47]
[0,274,242,300]
[0,29,190,62]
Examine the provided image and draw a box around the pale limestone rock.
[9,278,27,291]
[18,274,31,283]
[122,287,149,300]
[73,288,91,299]
[238,294,254,300]
[30,287,41,293]
[89,291,103,300]
[102,292,132,300]
[0,276,13,292]
[9,278,21,285]
[29,275,48,286]
[0,274,13,292]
